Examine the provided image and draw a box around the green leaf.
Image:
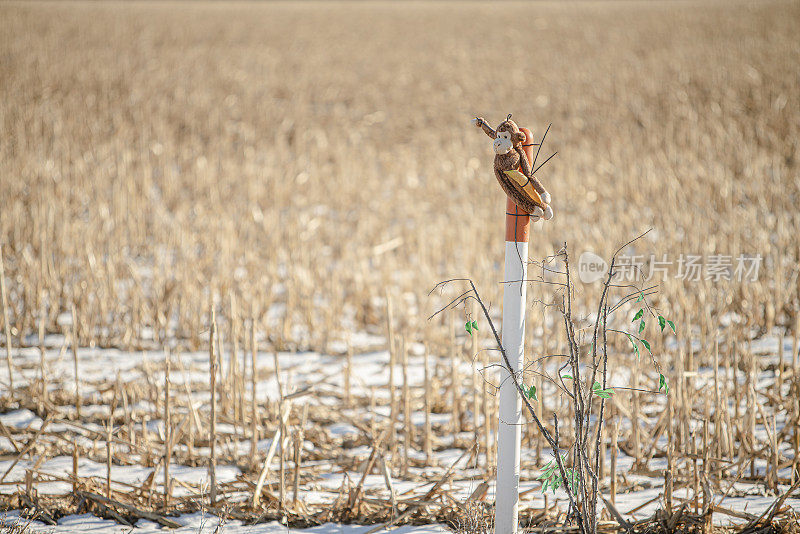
[465,321,472,335]
[667,320,676,334]
[636,293,643,303]
[565,469,578,493]
[471,320,479,331]
[525,384,537,401]
[538,460,555,479]
[596,385,613,397]
[626,333,640,360]
[562,374,573,380]
[658,315,666,332]
[641,339,651,354]
[632,309,643,322]
[639,320,646,334]
[659,373,669,395]
[592,381,614,398]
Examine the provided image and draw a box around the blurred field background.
[2,0,799,350]
[1,0,799,527]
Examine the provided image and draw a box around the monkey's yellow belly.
[503,170,545,207]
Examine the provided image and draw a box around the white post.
[496,229,529,534]
[495,129,534,534]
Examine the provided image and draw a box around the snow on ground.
[0,513,451,534]
[1,333,799,531]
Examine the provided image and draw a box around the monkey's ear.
[512,131,526,145]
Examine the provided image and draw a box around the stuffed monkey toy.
[472,115,553,221]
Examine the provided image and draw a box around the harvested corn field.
[0,0,799,532]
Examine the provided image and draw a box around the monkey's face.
[493,123,525,155]
[493,129,515,155]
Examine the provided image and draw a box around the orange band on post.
[504,127,534,242]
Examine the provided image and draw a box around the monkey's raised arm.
[472,117,497,139]
[518,147,549,197]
